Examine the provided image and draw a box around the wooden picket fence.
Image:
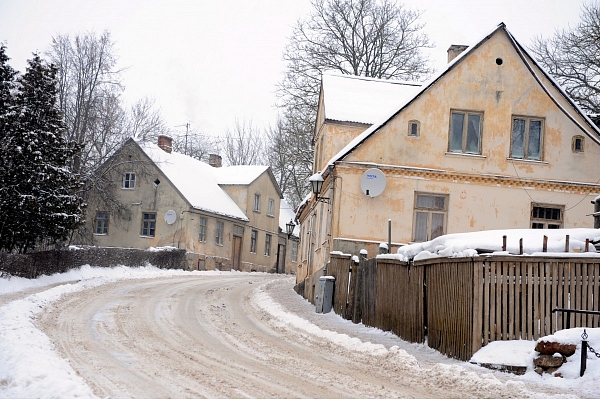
[316,253,600,361]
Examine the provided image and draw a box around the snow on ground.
[1,265,599,398]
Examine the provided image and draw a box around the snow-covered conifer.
[0,53,84,253]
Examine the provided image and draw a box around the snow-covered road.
[2,268,595,398]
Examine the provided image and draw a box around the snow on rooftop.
[212,165,268,185]
[322,73,421,125]
[138,142,248,221]
[388,228,600,261]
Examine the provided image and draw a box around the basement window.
[531,204,563,229]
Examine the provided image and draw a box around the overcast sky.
[0,0,587,140]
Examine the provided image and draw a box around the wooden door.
[232,236,242,271]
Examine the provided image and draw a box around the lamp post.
[286,219,295,238]
[309,173,329,203]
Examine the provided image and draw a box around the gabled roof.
[325,23,600,170]
[321,73,421,125]
[213,165,284,199]
[137,140,249,221]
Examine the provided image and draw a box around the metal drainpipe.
[594,197,600,229]
[325,165,334,261]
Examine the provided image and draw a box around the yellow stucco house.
[79,136,298,273]
[296,23,600,283]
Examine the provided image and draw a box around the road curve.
[37,274,539,398]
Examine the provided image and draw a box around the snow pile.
[388,228,600,261]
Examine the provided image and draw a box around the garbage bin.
[315,275,335,314]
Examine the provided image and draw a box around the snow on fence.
[319,253,600,361]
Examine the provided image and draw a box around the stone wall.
[0,246,188,279]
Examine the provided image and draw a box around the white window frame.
[94,211,109,235]
[123,172,136,189]
[141,212,156,237]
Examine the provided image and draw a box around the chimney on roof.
[447,44,469,63]
[209,153,222,168]
[157,135,173,153]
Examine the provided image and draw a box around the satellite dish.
[360,168,386,197]
[164,210,177,225]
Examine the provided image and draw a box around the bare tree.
[47,31,126,177]
[273,0,433,206]
[530,2,600,114]
[171,128,220,162]
[223,118,266,166]
[126,97,169,141]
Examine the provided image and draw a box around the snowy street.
[0,267,597,398]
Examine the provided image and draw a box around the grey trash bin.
[315,275,335,314]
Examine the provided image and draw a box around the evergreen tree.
[0,44,19,252]
[0,53,84,253]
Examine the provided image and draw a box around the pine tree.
[0,53,84,253]
[0,44,19,252]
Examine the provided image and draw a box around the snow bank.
[396,228,600,260]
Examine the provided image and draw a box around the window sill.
[267,214,274,218]
[122,187,135,190]
[445,152,486,159]
[198,240,206,243]
[140,235,155,238]
[93,233,108,236]
[507,157,548,165]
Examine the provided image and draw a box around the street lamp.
[309,173,329,203]
[286,219,295,238]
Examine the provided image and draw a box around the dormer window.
[408,120,420,137]
[572,135,585,153]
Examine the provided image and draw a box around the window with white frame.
[198,217,207,242]
[253,194,261,212]
[94,211,109,235]
[531,204,563,229]
[264,233,271,256]
[413,193,448,242]
[449,110,482,154]
[141,212,156,237]
[250,230,257,253]
[511,116,543,160]
[216,221,224,245]
[267,198,274,216]
[123,172,136,189]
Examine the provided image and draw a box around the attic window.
[572,135,585,153]
[496,58,503,65]
[408,120,420,137]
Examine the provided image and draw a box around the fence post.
[543,236,548,252]
[565,235,570,253]
[502,235,507,251]
[581,329,588,377]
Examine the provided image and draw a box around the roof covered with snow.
[137,141,249,221]
[321,73,421,125]
[212,165,268,185]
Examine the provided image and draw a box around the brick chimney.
[209,154,222,168]
[157,135,172,153]
[447,44,469,63]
